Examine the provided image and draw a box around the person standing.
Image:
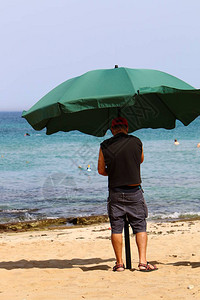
[98,117,157,272]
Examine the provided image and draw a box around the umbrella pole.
[124,216,132,269]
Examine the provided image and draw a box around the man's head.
[111,117,128,135]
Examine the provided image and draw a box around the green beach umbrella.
[22,67,200,136]
[22,66,200,270]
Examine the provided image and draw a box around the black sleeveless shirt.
[100,133,142,188]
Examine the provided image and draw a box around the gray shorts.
[107,188,148,234]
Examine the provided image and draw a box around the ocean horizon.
[0,111,200,224]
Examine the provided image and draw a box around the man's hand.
[98,148,108,176]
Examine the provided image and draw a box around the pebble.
[187,285,194,290]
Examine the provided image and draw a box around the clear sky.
[0,0,200,111]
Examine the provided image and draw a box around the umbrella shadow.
[0,257,115,271]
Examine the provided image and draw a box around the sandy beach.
[0,219,199,300]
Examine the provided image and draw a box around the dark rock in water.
[171,216,200,223]
[0,218,67,232]
[0,215,109,232]
[69,215,109,225]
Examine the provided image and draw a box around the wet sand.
[0,219,199,300]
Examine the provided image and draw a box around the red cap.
[111,117,128,128]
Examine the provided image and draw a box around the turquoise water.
[0,112,200,223]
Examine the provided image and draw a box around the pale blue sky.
[0,0,200,111]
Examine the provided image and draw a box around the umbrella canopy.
[22,67,200,136]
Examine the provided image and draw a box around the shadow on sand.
[1,259,199,271]
[166,261,200,268]
[154,260,200,269]
[0,257,115,271]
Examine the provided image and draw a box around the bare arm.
[98,147,108,176]
[141,146,144,163]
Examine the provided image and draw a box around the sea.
[0,111,200,224]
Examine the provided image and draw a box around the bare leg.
[111,233,123,264]
[136,232,157,270]
[135,232,147,264]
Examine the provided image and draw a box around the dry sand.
[0,220,199,300]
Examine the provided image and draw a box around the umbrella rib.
[152,93,178,120]
[108,107,109,129]
[123,68,137,93]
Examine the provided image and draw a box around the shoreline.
[0,214,200,233]
[0,215,109,232]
